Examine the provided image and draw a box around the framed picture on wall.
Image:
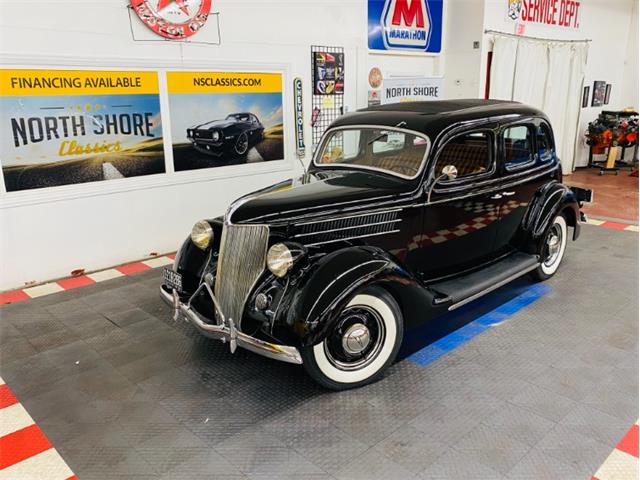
[604,84,612,105]
[582,86,590,108]
[592,81,606,107]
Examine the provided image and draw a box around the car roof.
[228,112,253,116]
[331,99,548,139]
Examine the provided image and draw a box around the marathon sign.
[368,0,443,53]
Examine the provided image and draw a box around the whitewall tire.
[531,213,568,281]
[301,287,403,390]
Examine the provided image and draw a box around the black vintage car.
[162,100,591,390]
[187,112,264,156]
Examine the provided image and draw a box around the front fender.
[283,246,431,347]
[523,182,580,252]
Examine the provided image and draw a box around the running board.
[429,253,540,311]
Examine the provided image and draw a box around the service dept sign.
[368,0,443,53]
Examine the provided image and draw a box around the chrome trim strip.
[312,125,432,181]
[304,229,400,247]
[427,165,557,206]
[447,262,540,311]
[295,208,403,226]
[294,219,402,238]
[160,286,302,364]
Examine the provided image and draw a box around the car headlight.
[212,130,220,141]
[191,220,213,250]
[187,129,193,137]
[266,243,293,278]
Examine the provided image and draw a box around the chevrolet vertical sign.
[368,0,443,54]
[293,77,305,158]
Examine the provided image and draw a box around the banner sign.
[167,71,284,171]
[382,76,443,104]
[507,0,582,29]
[0,69,164,192]
[368,0,443,54]
[293,77,305,158]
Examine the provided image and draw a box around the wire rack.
[311,45,344,152]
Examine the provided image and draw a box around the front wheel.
[530,213,568,281]
[301,287,403,390]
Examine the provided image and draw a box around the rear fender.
[522,182,581,253]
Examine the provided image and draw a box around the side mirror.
[440,165,458,181]
[427,164,458,203]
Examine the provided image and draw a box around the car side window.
[504,125,534,170]
[536,123,554,161]
[436,131,492,179]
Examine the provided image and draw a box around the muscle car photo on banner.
[167,71,284,171]
[0,69,165,192]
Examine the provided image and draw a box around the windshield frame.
[312,125,431,181]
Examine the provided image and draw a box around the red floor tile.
[0,384,18,409]
[0,290,30,305]
[617,424,639,458]
[57,275,96,290]
[115,262,151,275]
[0,424,52,469]
[601,221,629,230]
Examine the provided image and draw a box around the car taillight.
[627,132,637,143]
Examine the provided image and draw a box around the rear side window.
[436,131,492,179]
[504,125,534,169]
[536,124,554,161]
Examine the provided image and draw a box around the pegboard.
[311,45,344,152]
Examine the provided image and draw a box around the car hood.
[193,119,238,130]
[229,169,417,224]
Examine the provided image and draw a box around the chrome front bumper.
[159,282,302,365]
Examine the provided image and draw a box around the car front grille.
[214,224,269,328]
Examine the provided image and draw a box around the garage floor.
[1,225,637,480]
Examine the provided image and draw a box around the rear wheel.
[301,287,403,390]
[531,213,568,281]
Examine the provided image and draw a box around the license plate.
[163,268,183,292]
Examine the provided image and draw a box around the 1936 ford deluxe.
[161,99,591,390]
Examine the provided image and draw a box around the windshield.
[227,114,250,122]
[314,127,430,179]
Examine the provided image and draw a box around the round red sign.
[130,0,212,40]
[368,67,383,89]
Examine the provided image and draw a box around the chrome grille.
[214,224,269,327]
[293,210,401,246]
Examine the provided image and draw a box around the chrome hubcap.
[342,323,371,355]
[544,224,563,267]
[324,305,385,371]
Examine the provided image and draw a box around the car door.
[492,120,558,255]
[418,128,505,280]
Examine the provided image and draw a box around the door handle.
[502,191,516,197]
[490,194,503,200]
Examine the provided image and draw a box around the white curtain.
[489,34,589,174]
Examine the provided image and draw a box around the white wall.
[443,0,486,99]
[480,0,638,168]
[0,0,445,290]
[621,0,639,111]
